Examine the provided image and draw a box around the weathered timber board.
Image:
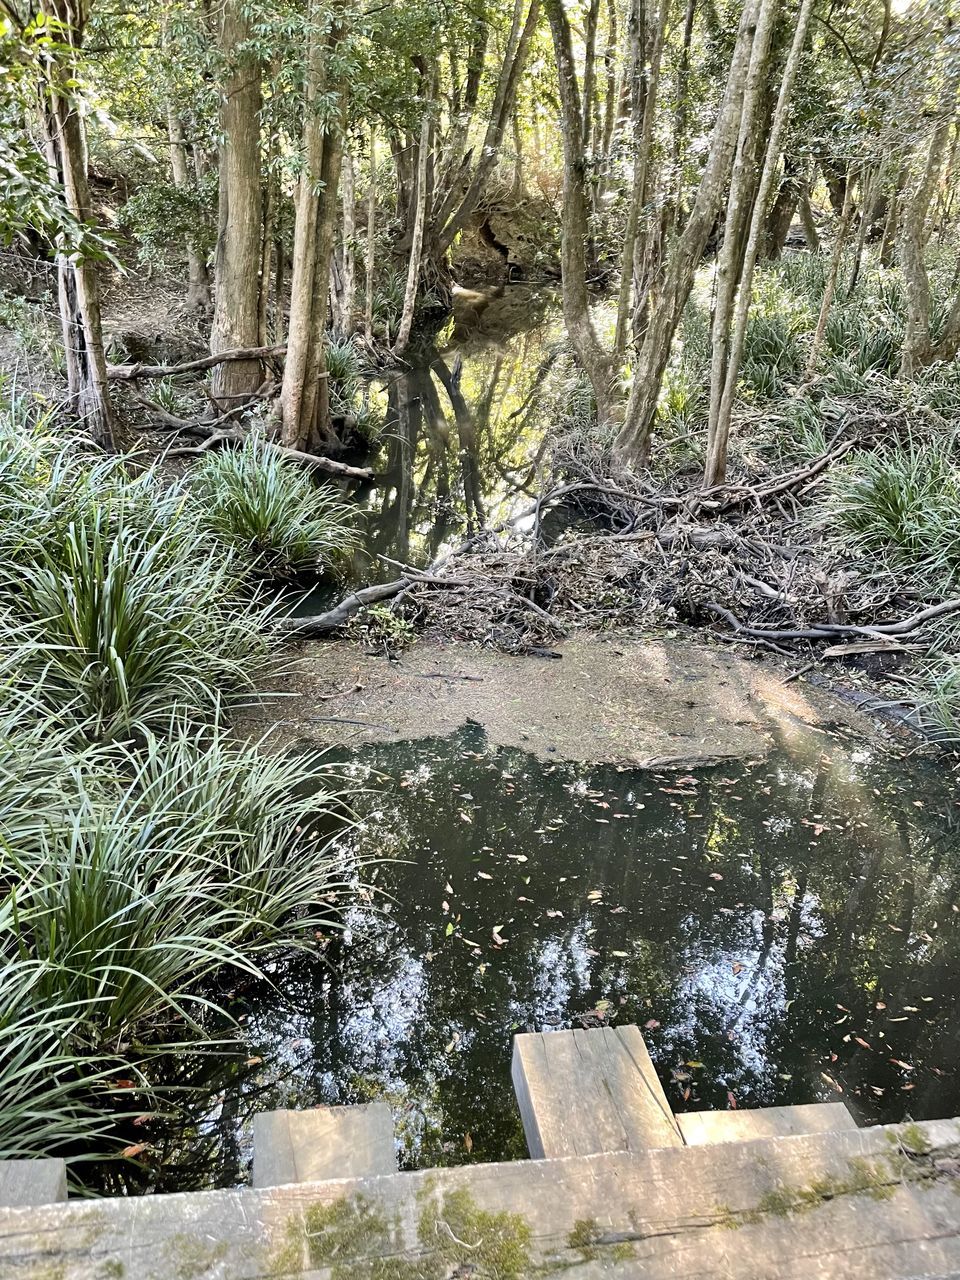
[252,1104,396,1188]
[3,1119,959,1278]
[678,1102,857,1146]
[511,1024,683,1158]
[0,1160,67,1208]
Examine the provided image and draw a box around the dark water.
[194,716,960,1185]
[344,284,563,584]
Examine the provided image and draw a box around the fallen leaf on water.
[727,1092,738,1110]
[121,1143,148,1159]
[644,1019,661,1030]
[854,1037,872,1050]
[464,1133,473,1153]
[492,925,507,945]
[245,1056,263,1066]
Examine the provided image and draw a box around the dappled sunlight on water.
[197,717,960,1186]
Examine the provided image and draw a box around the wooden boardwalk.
[2,1025,960,1278]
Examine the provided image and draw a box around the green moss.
[169,1234,229,1279]
[417,1184,532,1279]
[892,1123,932,1156]
[95,1263,125,1280]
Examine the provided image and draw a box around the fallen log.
[705,597,960,643]
[107,344,288,381]
[280,577,411,637]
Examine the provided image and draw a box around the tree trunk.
[762,157,801,259]
[704,0,780,488]
[278,11,345,449]
[257,166,275,347]
[166,106,211,313]
[364,127,377,344]
[210,0,263,405]
[545,0,615,424]
[703,0,815,489]
[900,114,954,375]
[806,183,856,379]
[614,0,669,362]
[333,147,356,339]
[394,81,432,358]
[39,0,114,447]
[433,0,541,258]
[614,0,763,467]
[798,186,820,250]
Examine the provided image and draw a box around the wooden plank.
[679,1102,857,1146]
[2,1120,960,1278]
[0,1159,67,1207]
[251,1103,395,1188]
[511,1025,682,1159]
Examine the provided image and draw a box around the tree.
[209,0,263,406]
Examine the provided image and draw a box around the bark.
[798,186,820,250]
[394,81,432,358]
[762,157,801,259]
[277,10,345,449]
[364,127,377,344]
[614,0,669,362]
[805,182,856,379]
[39,0,114,447]
[545,0,615,424]
[210,0,263,405]
[879,169,903,268]
[845,165,876,298]
[704,0,780,487]
[333,147,356,338]
[257,165,275,347]
[704,0,814,489]
[166,105,211,312]
[614,0,763,466]
[900,114,954,375]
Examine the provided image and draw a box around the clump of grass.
[189,434,356,580]
[826,441,960,582]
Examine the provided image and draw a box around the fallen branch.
[107,344,287,381]
[705,597,960,643]
[280,577,411,637]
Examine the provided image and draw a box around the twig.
[107,344,288,381]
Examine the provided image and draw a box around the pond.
[183,712,960,1189]
[345,283,565,583]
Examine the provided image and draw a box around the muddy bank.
[243,634,887,767]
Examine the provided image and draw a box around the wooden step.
[4,1119,960,1278]
[0,1159,67,1207]
[251,1102,395,1188]
[511,1024,683,1158]
[678,1101,857,1146]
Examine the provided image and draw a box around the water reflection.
[349,285,563,581]
[209,718,960,1184]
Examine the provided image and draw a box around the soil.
[240,632,892,767]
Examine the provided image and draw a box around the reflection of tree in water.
[351,292,563,578]
[206,722,960,1185]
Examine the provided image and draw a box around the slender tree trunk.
[806,182,856,379]
[879,168,903,267]
[901,113,954,375]
[210,0,263,404]
[434,0,541,257]
[394,83,432,357]
[704,0,780,488]
[334,147,356,338]
[614,0,762,466]
[798,186,820,250]
[364,127,377,343]
[278,11,345,448]
[614,0,669,362]
[39,1,114,447]
[545,0,615,424]
[704,0,814,488]
[166,106,211,312]
[845,164,877,298]
[257,165,275,347]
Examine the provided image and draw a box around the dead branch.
[107,344,288,381]
[705,597,960,643]
[280,578,411,637]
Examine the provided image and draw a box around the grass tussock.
[0,401,366,1182]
